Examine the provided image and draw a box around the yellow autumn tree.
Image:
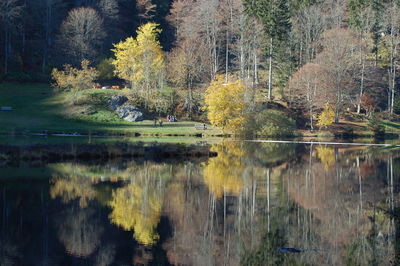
[204,76,247,133]
[317,103,335,128]
[203,142,245,199]
[112,22,165,100]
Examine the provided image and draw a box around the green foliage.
[254,109,296,137]
[368,113,385,138]
[348,0,372,29]
[51,60,99,92]
[317,103,335,128]
[244,0,291,42]
[97,58,115,80]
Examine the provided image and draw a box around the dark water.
[0,142,399,265]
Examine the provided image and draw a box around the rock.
[108,95,128,111]
[116,105,143,122]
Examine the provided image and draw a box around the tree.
[361,93,378,116]
[136,0,156,20]
[316,28,358,122]
[167,37,204,118]
[0,0,24,74]
[289,63,326,130]
[384,2,400,114]
[204,75,247,133]
[317,102,335,128]
[98,0,119,20]
[112,22,165,106]
[58,7,106,64]
[291,4,325,66]
[51,59,99,102]
[243,0,291,100]
[348,2,374,114]
[39,0,66,72]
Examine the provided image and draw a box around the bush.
[368,113,385,139]
[51,59,98,92]
[97,58,115,80]
[254,109,296,137]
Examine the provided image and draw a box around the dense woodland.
[2,0,400,134]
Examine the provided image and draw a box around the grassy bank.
[0,84,222,137]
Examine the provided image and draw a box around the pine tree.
[243,0,291,100]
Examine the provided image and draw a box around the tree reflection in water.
[109,163,173,246]
[3,142,395,265]
[56,206,104,258]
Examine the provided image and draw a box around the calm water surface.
[0,142,399,265]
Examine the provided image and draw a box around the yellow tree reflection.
[203,142,244,198]
[316,145,335,171]
[109,163,171,246]
[49,163,100,208]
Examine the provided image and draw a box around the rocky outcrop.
[116,105,144,122]
[108,95,128,111]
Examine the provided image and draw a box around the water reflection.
[109,163,172,246]
[57,206,104,258]
[0,142,398,265]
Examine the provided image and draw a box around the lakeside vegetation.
[2,0,400,141]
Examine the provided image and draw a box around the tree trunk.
[357,58,365,114]
[268,38,273,100]
[225,29,229,83]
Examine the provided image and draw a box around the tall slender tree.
[243,0,291,100]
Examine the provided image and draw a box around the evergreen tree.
[243,0,291,100]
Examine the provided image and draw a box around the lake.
[0,141,399,265]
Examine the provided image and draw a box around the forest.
[2,0,400,136]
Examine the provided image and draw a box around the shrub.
[254,110,296,137]
[51,59,98,92]
[368,113,385,139]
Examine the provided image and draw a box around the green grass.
[0,83,222,137]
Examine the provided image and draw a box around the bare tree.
[352,6,374,114]
[0,0,24,74]
[98,0,119,20]
[289,63,326,130]
[292,4,325,66]
[316,28,358,122]
[136,0,156,20]
[323,0,346,29]
[384,2,400,114]
[58,7,105,64]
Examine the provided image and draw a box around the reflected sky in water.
[0,142,399,265]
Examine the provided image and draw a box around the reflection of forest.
[280,146,399,265]
[43,143,399,265]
